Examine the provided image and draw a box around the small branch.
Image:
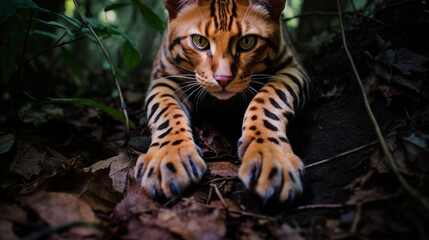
[202,177,239,186]
[284,11,387,26]
[206,184,214,204]
[293,203,345,211]
[196,202,277,221]
[211,183,228,208]
[305,140,378,169]
[20,11,33,69]
[24,36,86,67]
[350,203,362,234]
[73,0,131,145]
[336,0,429,212]
[293,192,400,212]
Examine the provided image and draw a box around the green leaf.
[60,47,80,77]
[0,0,41,24]
[114,67,128,79]
[0,134,15,154]
[132,0,165,34]
[122,37,141,68]
[0,45,18,83]
[44,10,82,29]
[105,2,132,12]
[47,98,134,125]
[32,18,74,36]
[33,29,60,40]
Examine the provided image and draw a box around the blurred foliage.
[0,0,379,99]
[0,0,166,87]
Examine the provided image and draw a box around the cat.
[135,0,309,203]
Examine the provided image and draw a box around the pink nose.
[214,75,232,88]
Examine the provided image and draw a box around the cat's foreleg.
[134,79,206,199]
[238,73,305,203]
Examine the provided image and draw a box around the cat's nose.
[214,75,232,88]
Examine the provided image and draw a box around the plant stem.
[336,0,429,212]
[72,0,130,145]
[305,140,379,169]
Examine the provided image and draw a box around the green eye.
[238,35,257,51]
[191,35,209,50]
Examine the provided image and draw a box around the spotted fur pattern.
[135,0,310,203]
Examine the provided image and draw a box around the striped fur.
[135,0,309,202]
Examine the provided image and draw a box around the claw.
[237,140,243,148]
[249,164,258,188]
[289,171,296,183]
[287,190,295,203]
[196,145,203,158]
[136,164,144,178]
[152,186,158,199]
[262,187,276,205]
[170,182,179,195]
[189,158,199,179]
[299,169,304,182]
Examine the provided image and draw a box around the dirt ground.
[1,0,429,239]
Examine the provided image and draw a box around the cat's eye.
[238,35,257,51]
[191,35,209,50]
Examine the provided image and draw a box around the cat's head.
[165,0,285,100]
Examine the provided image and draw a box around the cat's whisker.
[176,82,199,94]
[172,63,195,74]
[151,74,196,82]
[241,88,251,103]
[194,88,207,113]
[183,85,203,104]
[242,2,256,25]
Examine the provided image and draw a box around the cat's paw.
[134,141,207,199]
[237,134,304,203]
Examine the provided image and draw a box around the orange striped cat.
[135,0,309,203]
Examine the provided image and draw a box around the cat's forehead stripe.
[210,0,238,32]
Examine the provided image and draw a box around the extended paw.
[238,134,304,203]
[134,141,207,199]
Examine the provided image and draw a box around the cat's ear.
[258,0,286,20]
[164,0,190,19]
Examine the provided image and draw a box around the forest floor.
[1,0,429,239]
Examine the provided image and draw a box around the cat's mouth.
[211,90,237,100]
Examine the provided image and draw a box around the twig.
[202,177,239,186]
[162,197,181,207]
[305,140,378,169]
[284,11,387,26]
[211,183,228,209]
[336,0,429,212]
[206,184,214,204]
[293,203,345,211]
[20,11,33,70]
[293,192,400,212]
[15,10,35,125]
[24,36,86,67]
[196,202,277,221]
[351,203,362,234]
[72,0,131,145]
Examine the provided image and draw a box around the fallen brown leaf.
[123,218,177,240]
[207,161,239,178]
[141,198,226,240]
[0,220,19,240]
[17,191,96,237]
[10,141,46,180]
[84,152,131,193]
[113,181,158,220]
[80,168,123,212]
[0,202,27,224]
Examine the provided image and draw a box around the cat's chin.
[211,91,237,100]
